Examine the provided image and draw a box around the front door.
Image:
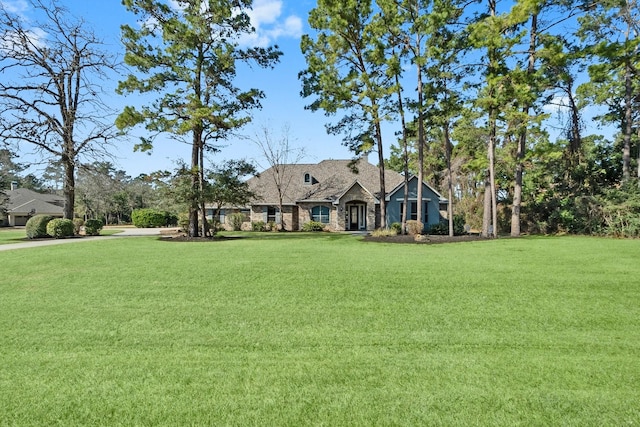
[349,205,359,230]
[347,204,366,230]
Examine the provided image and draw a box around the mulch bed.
[362,234,488,244]
[162,231,487,244]
[160,235,239,242]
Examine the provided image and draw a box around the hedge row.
[25,215,103,239]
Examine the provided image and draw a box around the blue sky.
[6,0,354,177]
[5,0,614,179]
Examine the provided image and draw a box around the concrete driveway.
[0,227,179,252]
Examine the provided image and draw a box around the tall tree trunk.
[567,85,582,158]
[637,126,640,183]
[199,142,208,237]
[511,132,524,237]
[416,59,425,233]
[488,118,498,238]
[511,13,537,237]
[278,196,284,231]
[444,122,454,237]
[484,0,498,239]
[482,174,492,237]
[373,105,387,229]
[189,132,200,237]
[623,56,632,182]
[395,72,410,234]
[63,155,75,220]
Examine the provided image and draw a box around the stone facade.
[207,159,445,233]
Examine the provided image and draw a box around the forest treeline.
[299,0,640,237]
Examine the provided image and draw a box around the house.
[215,158,447,232]
[386,175,450,228]
[1,182,64,226]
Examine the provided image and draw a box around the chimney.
[10,181,18,191]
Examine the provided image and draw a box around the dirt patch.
[362,234,488,244]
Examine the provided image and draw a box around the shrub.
[73,218,84,235]
[208,220,222,233]
[177,212,190,232]
[302,221,325,232]
[252,221,266,232]
[453,214,466,235]
[46,218,75,238]
[267,221,277,231]
[406,220,423,236]
[131,208,166,228]
[229,213,245,231]
[428,222,449,235]
[390,222,402,234]
[600,186,640,238]
[25,214,54,239]
[164,212,178,227]
[428,215,467,236]
[84,219,103,236]
[371,227,397,237]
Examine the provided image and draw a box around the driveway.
[0,227,179,252]
[109,227,178,236]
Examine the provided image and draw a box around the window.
[401,201,427,223]
[304,173,311,185]
[311,206,330,224]
[267,206,279,223]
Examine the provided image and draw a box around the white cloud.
[543,95,571,114]
[0,0,48,53]
[248,0,282,26]
[0,27,47,53]
[140,0,301,48]
[0,0,28,14]
[240,0,303,47]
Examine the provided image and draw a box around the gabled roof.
[332,180,380,204]
[5,188,64,215]
[247,159,404,205]
[385,175,448,203]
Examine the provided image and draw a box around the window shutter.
[275,210,281,224]
[262,207,268,222]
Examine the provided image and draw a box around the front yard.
[1,234,638,425]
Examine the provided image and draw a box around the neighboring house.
[1,183,64,226]
[212,158,448,232]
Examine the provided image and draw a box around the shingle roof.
[248,159,404,205]
[6,188,65,214]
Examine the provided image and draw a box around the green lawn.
[1,234,638,425]
[0,228,119,244]
[0,228,29,244]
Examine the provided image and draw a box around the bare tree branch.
[0,0,121,218]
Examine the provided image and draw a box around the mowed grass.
[1,234,638,425]
[0,228,30,244]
